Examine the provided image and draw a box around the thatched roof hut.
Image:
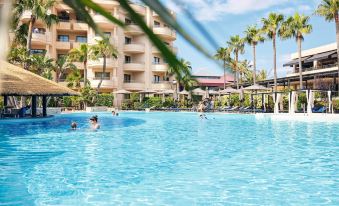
[0,60,79,96]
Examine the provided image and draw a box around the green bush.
[163,97,175,108]
[0,96,3,109]
[95,93,114,107]
[144,97,162,108]
[333,99,339,111]
[63,96,73,107]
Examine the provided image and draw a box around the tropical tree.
[214,47,232,89]
[29,54,54,76]
[262,12,284,91]
[7,47,30,67]
[315,0,339,91]
[227,35,245,89]
[244,25,265,85]
[66,69,83,90]
[280,13,312,89]
[68,43,97,86]
[168,58,194,95]
[21,0,58,56]
[91,38,118,93]
[54,56,77,83]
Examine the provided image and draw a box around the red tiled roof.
[196,74,234,87]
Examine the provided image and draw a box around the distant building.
[192,69,234,88]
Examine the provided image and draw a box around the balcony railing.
[123,80,144,83]
[293,63,339,74]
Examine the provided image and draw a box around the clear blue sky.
[164,0,335,78]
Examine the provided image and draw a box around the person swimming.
[90,115,100,130]
[71,122,78,130]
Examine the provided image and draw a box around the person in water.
[90,115,100,130]
[71,122,77,130]
[19,105,31,117]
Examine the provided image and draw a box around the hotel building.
[257,43,339,92]
[16,0,177,98]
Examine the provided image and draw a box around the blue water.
[0,112,338,205]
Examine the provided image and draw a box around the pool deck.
[256,113,339,122]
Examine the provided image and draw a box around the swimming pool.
[0,112,338,205]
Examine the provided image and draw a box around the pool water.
[0,112,338,205]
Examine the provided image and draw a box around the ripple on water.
[0,112,338,205]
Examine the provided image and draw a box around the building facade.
[17,0,177,97]
[283,43,338,91]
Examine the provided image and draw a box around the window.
[154,21,160,27]
[104,32,111,38]
[124,74,131,83]
[76,14,84,22]
[125,18,133,25]
[95,72,110,80]
[76,36,87,43]
[125,37,132,44]
[153,57,160,64]
[30,49,45,55]
[58,35,69,42]
[58,11,70,21]
[125,56,131,63]
[33,28,45,34]
[153,75,160,83]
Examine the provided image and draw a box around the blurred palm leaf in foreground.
[63,0,221,75]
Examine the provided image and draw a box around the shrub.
[95,93,114,107]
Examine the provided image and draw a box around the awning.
[304,50,336,63]
[283,56,311,67]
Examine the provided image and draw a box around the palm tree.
[227,35,245,89]
[315,0,339,91]
[66,69,83,90]
[91,38,118,93]
[68,43,96,86]
[22,0,58,56]
[244,25,265,85]
[280,13,312,89]
[168,58,193,97]
[54,56,77,83]
[214,47,232,89]
[29,54,54,76]
[262,12,284,91]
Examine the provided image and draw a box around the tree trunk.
[335,12,339,92]
[273,35,277,91]
[84,60,87,86]
[235,52,239,90]
[25,16,35,67]
[223,60,226,89]
[297,37,303,90]
[253,43,256,85]
[97,56,106,93]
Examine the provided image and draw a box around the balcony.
[286,63,339,77]
[124,24,143,35]
[130,4,146,16]
[55,41,71,50]
[89,79,117,88]
[56,21,71,30]
[88,58,117,68]
[153,26,176,40]
[151,81,171,90]
[124,43,145,53]
[73,22,88,31]
[123,81,144,91]
[123,62,145,71]
[92,0,119,8]
[31,33,48,45]
[152,63,168,72]
[93,14,115,29]
[73,62,84,70]
[152,46,178,54]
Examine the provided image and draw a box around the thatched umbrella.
[220,87,240,106]
[0,61,79,117]
[157,89,174,102]
[192,88,205,96]
[113,89,131,94]
[243,84,270,109]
